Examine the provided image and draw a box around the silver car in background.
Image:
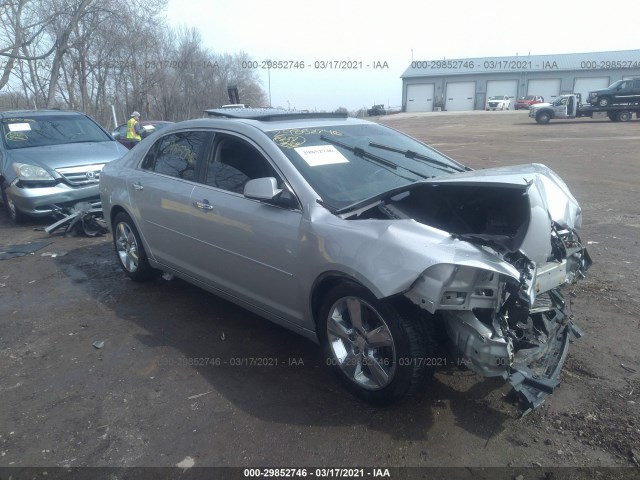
[99,109,591,411]
[0,110,129,223]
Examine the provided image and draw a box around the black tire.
[535,111,551,124]
[616,110,631,122]
[112,212,159,281]
[318,281,436,405]
[597,97,610,107]
[1,183,26,224]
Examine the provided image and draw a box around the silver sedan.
[99,109,591,411]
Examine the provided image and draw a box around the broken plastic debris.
[586,241,599,245]
[620,364,637,373]
[92,340,105,349]
[162,272,174,281]
[41,251,67,258]
[221,332,226,341]
[176,456,195,470]
[188,391,212,400]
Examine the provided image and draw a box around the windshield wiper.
[320,135,429,180]
[368,141,468,173]
[320,135,398,168]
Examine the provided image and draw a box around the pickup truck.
[367,104,386,116]
[587,78,640,107]
[529,94,640,124]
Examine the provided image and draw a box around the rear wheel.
[318,281,436,405]
[616,110,632,122]
[1,183,26,224]
[112,212,159,281]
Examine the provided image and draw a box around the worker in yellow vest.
[126,111,143,143]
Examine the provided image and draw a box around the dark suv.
[588,78,640,107]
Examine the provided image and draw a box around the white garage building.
[401,50,640,112]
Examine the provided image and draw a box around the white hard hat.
[131,111,140,117]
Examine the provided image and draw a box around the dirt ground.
[1,111,639,477]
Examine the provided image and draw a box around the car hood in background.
[7,141,129,170]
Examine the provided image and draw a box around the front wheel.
[597,97,611,107]
[112,212,159,281]
[318,282,435,405]
[535,111,551,124]
[1,183,26,224]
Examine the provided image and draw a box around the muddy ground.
[0,111,639,477]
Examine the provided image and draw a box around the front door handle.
[133,182,143,191]
[193,200,214,211]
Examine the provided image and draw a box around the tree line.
[0,0,266,127]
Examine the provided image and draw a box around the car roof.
[0,109,87,119]
[196,108,368,132]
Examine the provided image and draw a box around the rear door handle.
[193,200,214,211]
[133,182,143,191]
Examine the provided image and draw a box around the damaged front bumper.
[405,230,591,412]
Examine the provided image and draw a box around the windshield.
[521,96,535,100]
[267,123,465,210]
[489,96,504,100]
[607,80,623,89]
[1,114,111,150]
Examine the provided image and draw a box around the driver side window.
[204,136,278,194]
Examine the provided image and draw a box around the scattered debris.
[221,332,226,341]
[176,456,195,470]
[41,251,67,258]
[587,241,599,245]
[45,202,108,237]
[0,241,52,260]
[187,391,212,400]
[92,340,105,349]
[620,364,637,374]
[161,272,174,281]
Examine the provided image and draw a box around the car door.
[614,80,633,103]
[632,80,640,102]
[128,129,213,272]
[189,133,306,325]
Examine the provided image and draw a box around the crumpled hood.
[6,141,128,171]
[422,163,582,264]
[428,163,581,228]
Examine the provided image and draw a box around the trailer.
[529,94,640,124]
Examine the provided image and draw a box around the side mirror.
[244,177,283,201]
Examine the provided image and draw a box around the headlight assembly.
[13,162,55,181]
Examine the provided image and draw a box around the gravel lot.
[1,111,639,477]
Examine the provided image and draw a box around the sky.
[164,0,640,112]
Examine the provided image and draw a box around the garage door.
[406,83,435,112]
[527,79,561,102]
[445,82,475,111]
[574,77,609,104]
[486,80,518,108]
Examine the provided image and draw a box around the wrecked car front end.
[393,164,591,411]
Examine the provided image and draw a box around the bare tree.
[1,0,267,127]
[0,0,56,89]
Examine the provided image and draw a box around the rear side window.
[141,131,211,181]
